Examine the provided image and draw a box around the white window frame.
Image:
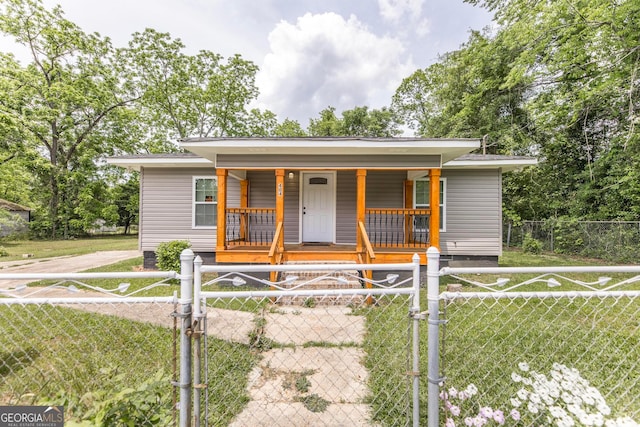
[414,177,446,232]
[192,176,217,229]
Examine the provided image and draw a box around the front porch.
[215,168,441,267]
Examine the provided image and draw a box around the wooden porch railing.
[365,208,431,248]
[268,222,284,282]
[357,221,376,264]
[226,207,276,247]
[268,222,284,265]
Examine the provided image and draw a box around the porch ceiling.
[179,137,480,166]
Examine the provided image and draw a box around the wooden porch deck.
[217,243,428,265]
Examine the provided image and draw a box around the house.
[107,137,536,269]
[0,198,31,237]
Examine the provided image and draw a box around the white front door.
[301,172,335,243]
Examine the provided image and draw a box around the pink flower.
[479,407,493,418]
[510,409,521,421]
[445,418,456,427]
[493,409,505,425]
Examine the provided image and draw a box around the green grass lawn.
[0,235,138,262]
[0,302,258,426]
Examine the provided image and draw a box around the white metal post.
[426,247,441,427]
[411,253,421,427]
[193,255,203,426]
[179,249,194,427]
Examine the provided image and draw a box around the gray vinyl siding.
[366,171,405,208]
[140,167,239,252]
[284,172,300,242]
[336,171,356,244]
[440,169,502,256]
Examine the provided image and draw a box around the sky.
[2,0,494,129]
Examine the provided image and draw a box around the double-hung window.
[414,178,446,231]
[193,177,217,228]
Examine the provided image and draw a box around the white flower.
[518,362,530,372]
[549,406,568,419]
[449,387,459,398]
[510,397,522,408]
[527,401,540,414]
[511,372,522,383]
[561,391,575,404]
[557,416,576,427]
[465,383,478,396]
[445,418,456,427]
[450,405,461,416]
[516,388,529,400]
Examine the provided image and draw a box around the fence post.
[179,249,194,427]
[411,253,421,427]
[426,246,441,427]
[193,255,203,426]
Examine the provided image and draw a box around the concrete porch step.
[277,263,364,306]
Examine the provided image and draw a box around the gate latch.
[409,308,428,320]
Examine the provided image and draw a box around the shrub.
[0,209,27,239]
[155,240,191,271]
[522,233,543,254]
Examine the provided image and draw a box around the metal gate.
[186,253,425,426]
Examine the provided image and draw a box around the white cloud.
[377,0,431,39]
[378,0,424,24]
[256,12,414,125]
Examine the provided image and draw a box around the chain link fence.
[1,256,425,426]
[194,259,423,426]
[436,264,640,426]
[0,272,180,425]
[504,220,640,263]
[0,298,179,425]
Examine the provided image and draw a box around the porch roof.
[178,137,480,165]
[107,151,538,173]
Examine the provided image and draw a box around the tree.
[394,0,640,220]
[0,0,139,237]
[308,106,402,137]
[124,29,263,141]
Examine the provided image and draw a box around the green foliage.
[395,0,640,223]
[76,370,172,426]
[124,28,263,140]
[308,105,402,137]
[522,233,543,254]
[155,240,190,272]
[0,246,8,256]
[297,394,329,413]
[0,209,27,239]
[0,0,139,238]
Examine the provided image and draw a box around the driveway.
[0,250,142,290]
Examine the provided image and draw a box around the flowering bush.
[440,362,639,426]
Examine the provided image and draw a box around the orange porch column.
[275,169,285,239]
[356,169,367,252]
[216,168,228,252]
[429,168,441,250]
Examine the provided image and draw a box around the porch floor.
[219,243,428,265]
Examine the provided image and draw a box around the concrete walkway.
[0,250,142,290]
